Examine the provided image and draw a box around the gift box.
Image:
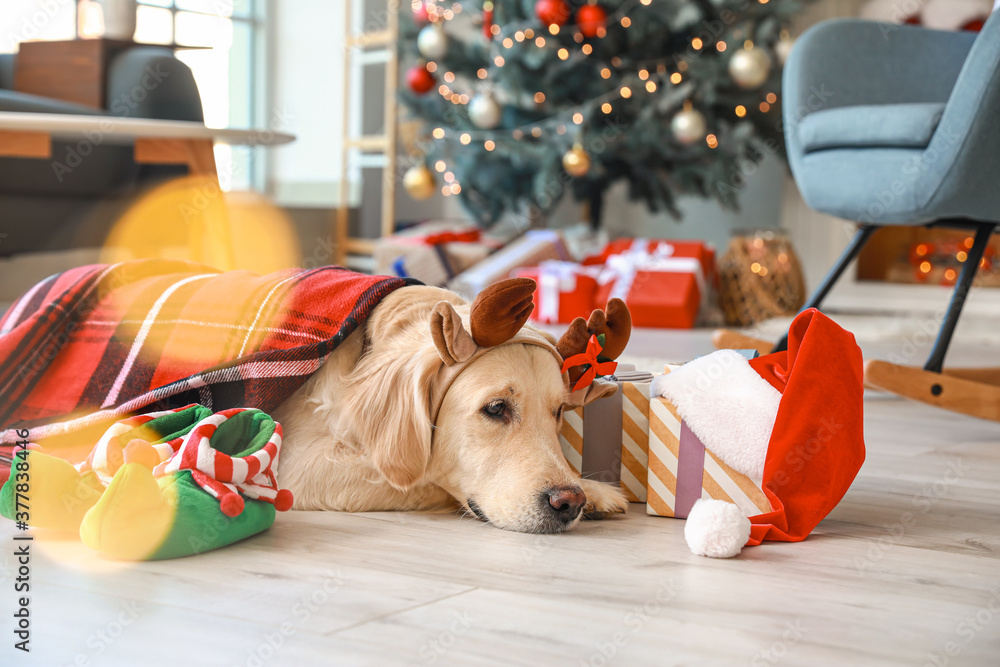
[585,238,716,282]
[515,261,600,324]
[449,229,570,298]
[645,389,772,520]
[592,239,713,329]
[374,221,497,287]
[558,367,654,503]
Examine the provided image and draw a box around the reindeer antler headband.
[428,278,632,423]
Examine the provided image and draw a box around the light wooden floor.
[2,327,999,666]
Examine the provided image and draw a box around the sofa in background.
[0,46,204,257]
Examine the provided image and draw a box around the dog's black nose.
[544,486,586,522]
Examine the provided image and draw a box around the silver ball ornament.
[469,93,502,129]
[417,24,448,60]
[728,47,772,89]
[775,34,795,65]
[670,107,708,145]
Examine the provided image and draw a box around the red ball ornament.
[407,63,436,95]
[483,7,494,40]
[413,1,430,26]
[535,0,571,26]
[576,4,607,38]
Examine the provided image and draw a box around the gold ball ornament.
[403,165,436,200]
[728,47,772,89]
[670,107,708,145]
[562,144,591,177]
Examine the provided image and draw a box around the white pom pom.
[684,499,751,558]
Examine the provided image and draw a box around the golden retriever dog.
[272,279,629,534]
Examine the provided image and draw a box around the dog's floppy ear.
[339,337,441,492]
[430,301,477,365]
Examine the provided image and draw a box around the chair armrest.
[783,19,976,124]
[105,47,205,122]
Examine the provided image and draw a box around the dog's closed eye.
[553,406,563,420]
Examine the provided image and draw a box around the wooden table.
[0,112,294,268]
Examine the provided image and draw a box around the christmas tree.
[398,0,808,229]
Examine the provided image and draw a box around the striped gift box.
[646,396,771,519]
[558,371,654,502]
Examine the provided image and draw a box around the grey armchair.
[720,14,1000,421]
[0,47,204,256]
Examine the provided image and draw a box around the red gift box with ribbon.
[593,240,711,329]
[515,261,600,324]
[585,238,716,281]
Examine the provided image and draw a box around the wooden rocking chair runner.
[715,16,1000,422]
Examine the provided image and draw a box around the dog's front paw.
[579,478,628,519]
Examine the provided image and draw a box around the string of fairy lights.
[401,0,793,199]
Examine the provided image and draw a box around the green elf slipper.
[79,408,293,560]
[0,405,214,532]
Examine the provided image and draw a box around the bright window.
[136,0,263,190]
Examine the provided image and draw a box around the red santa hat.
[653,309,866,557]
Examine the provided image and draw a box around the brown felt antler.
[469,277,536,347]
[556,298,632,384]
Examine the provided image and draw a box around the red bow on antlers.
[561,334,618,392]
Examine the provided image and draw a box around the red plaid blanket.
[0,260,409,467]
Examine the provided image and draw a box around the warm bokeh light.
[602,102,612,114]
[706,134,718,148]
[735,105,747,117]
[692,37,703,49]
[484,140,495,151]
[670,72,682,84]
[573,112,584,124]
[920,261,932,273]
